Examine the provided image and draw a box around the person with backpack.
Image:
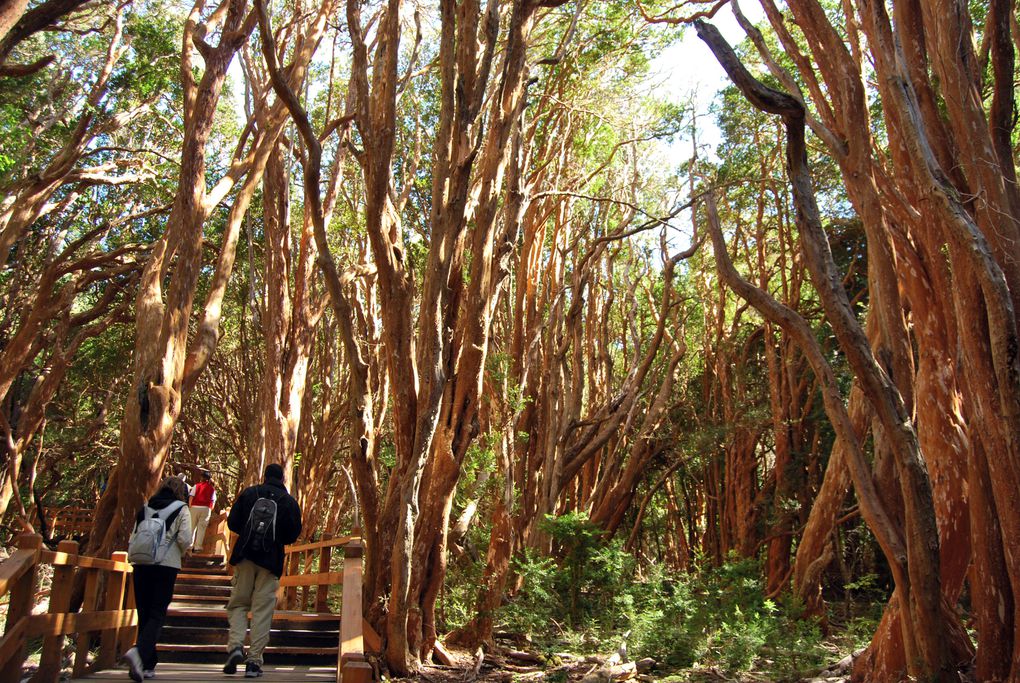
[122,476,192,681]
[189,469,216,551]
[223,463,302,678]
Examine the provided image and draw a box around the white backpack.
[127,501,185,565]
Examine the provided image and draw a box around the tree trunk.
[87,0,255,557]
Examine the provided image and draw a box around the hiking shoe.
[244,661,263,678]
[143,671,155,679]
[121,647,143,682]
[223,648,245,674]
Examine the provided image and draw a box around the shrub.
[496,526,835,680]
[500,547,560,635]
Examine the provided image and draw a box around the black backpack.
[240,486,278,553]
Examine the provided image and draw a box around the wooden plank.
[69,662,337,682]
[285,551,301,608]
[73,569,101,677]
[316,543,333,612]
[0,548,39,597]
[340,540,364,661]
[119,575,137,655]
[0,618,28,676]
[301,549,313,611]
[35,539,78,683]
[278,571,343,587]
[0,534,41,681]
[38,550,132,572]
[341,660,374,683]
[203,512,228,556]
[285,536,354,554]
[26,609,138,638]
[157,643,338,655]
[175,572,231,582]
[362,619,381,655]
[97,551,129,669]
[166,607,339,621]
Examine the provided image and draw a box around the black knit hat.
[264,463,285,481]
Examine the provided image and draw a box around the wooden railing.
[280,535,353,612]
[337,538,373,683]
[198,510,230,556]
[31,506,227,552]
[28,506,94,538]
[0,534,136,682]
[278,534,376,683]
[1,525,375,683]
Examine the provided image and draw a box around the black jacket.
[227,476,302,577]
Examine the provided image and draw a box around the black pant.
[132,564,178,670]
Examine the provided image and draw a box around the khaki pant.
[226,560,279,665]
[190,505,211,550]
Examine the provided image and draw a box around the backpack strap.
[154,500,186,519]
[161,500,187,547]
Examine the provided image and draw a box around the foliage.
[0,0,966,679]
[625,557,830,678]
[490,524,858,681]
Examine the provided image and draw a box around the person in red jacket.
[189,469,216,552]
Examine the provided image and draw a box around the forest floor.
[390,643,856,683]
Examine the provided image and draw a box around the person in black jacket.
[223,463,302,678]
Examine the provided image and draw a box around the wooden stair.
[161,553,339,665]
[0,531,370,682]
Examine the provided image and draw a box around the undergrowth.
[442,512,882,681]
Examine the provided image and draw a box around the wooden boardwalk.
[0,531,374,683]
[69,662,338,681]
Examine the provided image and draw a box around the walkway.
[70,662,337,681]
[0,531,373,683]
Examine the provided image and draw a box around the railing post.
[118,569,137,656]
[35,539,78,683]
[0,534,42,682]
[301,548,313,610]
[97,551,129,669]
[73,569,100,676]
[202,511,224,556]
[226,528,237,567]
[315,539,333,612]
[339,538,372,683]
[285,550,300,609]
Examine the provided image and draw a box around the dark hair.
[201,469,211,480]
[160,476,189,502]
[264,463,284,481]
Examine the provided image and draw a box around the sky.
[631,2,767,251]
[649,1,766,162]
[221,1,767,253]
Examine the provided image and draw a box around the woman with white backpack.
[122,476,192,681]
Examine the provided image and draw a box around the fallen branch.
[433,640,455,666]
[506,650,544,665]
[463,646,484,682]
[581,661,637,683]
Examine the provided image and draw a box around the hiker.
[189,469,216,551]
[223,463,302,678]
[122,476,192,682]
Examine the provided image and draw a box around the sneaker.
[223,647,245,675]
[121,647,143,683]
[143,671,155,679]
[244,661,263,678]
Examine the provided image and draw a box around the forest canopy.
[2,0,1019,681]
